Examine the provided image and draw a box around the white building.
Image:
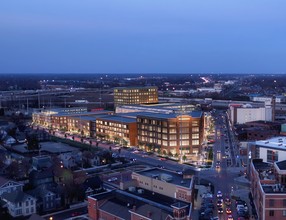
[0,176,23,196]
[250,137,286,163]
[251,96,286,103]
[229,103,272,125]
[197,87,222,93]
[1,191,36,217]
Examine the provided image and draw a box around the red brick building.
[88,190,191,220]
[250,159,286,220]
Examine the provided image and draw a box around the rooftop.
[97,115,137,123]
[255,137,286,150]
[89,189,189,219]
[252,160,286,194]
[135,168,193,188]
[1,191,34,203]
[53,110,112,117]
[70,115,104,121]
[114,86,158,90]
[136,111,202,120]
[116,103,196,114]
[276,160,286,171]
[99,198,132,220]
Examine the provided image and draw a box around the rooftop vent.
[160,174,173,182]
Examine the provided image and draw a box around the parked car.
[107,177,118,182]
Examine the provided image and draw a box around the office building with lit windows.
[96,115,138,146]
[32,107,87,128]
[137,111,204,155]
[114,86,158,107]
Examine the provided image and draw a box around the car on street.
[225,197,231,206]
[216,200,223,208]
[216,161,220,169]
[216,191,222,198]
[236,200,247,206]
[227,215,234,220]
[226,207,232,214]
[218,207,223,214]
[107,177,118,182]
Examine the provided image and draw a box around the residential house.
[82,151,101,167]
[32,155,52,171]
[27,186,60,214]
[1,191,36,217]
[29,169,54,188]
[58,153,77,169]
[0,176,23,196]
[80,176,103,198]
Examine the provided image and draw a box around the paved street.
[193,110,251,220]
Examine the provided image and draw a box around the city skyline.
[1,0,286,74]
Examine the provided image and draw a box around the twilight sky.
[0,1,285,74]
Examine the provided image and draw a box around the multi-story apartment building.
[66,114,112,137]
[229,103,272,125]
[114,86,158,107]
[96,115,138,146]
[250,159,286,220]
[249,137,286,163]
[51,111,112,135]
[137,111,204,155]
[32,107,87,128]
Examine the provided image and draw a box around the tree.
[168,151,173,157]
[157,148,161,155]
[122,139,128,146]
[26,134,40,151]
[182,154,187,161]
[114,136,120,144]
[147,143,153,152]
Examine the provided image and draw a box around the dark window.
[283,199,286,207]
[267,150,278,163]
[269,210,274,216]
[269,199,275,207]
